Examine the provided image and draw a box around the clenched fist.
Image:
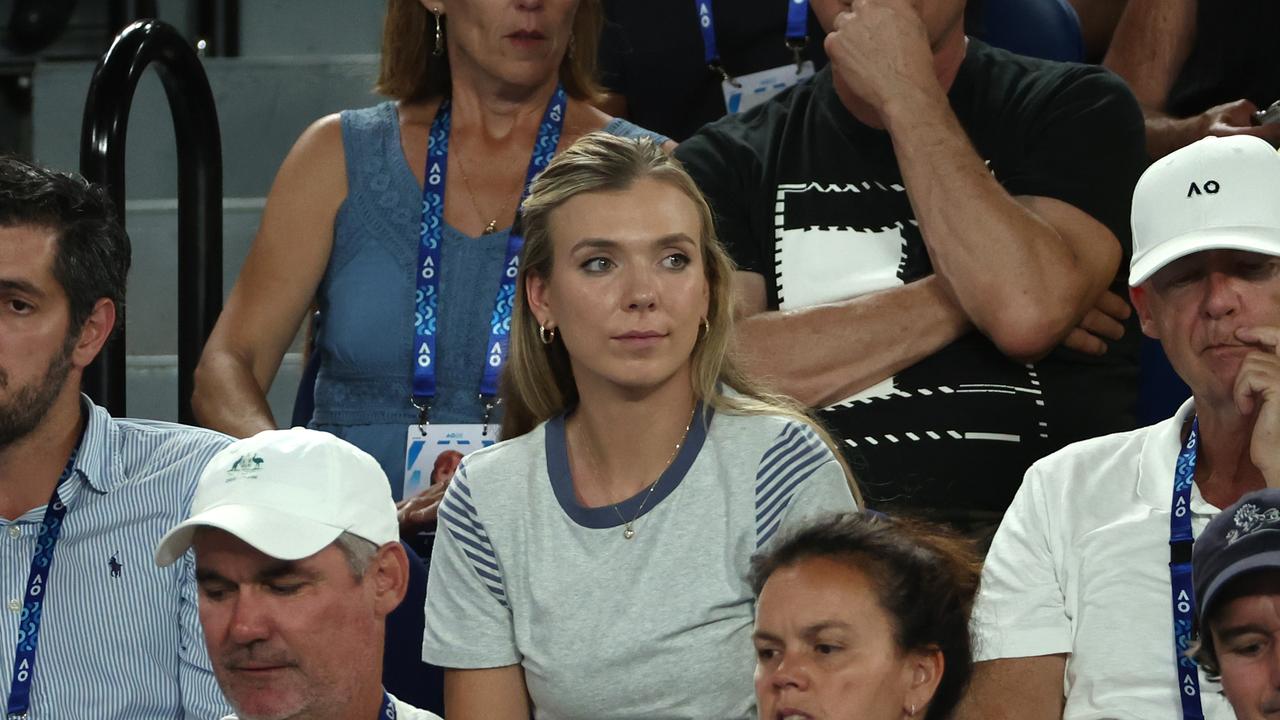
[1234,326,1280,487]
[823,0,944,115]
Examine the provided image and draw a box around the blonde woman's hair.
[375,0,605,103]
[501,133,861,505]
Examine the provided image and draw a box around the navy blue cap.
[1193,488,1280,624]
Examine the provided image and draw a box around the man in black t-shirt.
[676,0,1148,530]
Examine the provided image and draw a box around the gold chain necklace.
[455,149,512,235]
[575,406,697,540]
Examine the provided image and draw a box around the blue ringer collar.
[545,403,712,529]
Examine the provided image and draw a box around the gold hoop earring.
[431,8,445,57]
[907,704,916,717]
[539,324,556,345]
[700,317,710,336]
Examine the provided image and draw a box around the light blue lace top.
[310,101,669,498]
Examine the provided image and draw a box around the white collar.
[1134,398,1219,514]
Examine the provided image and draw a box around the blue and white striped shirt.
[1,397,233,719]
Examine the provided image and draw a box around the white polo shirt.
[973,399,1234,718]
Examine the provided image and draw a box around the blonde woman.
[422,133,860,719]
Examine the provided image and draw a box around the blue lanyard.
[6,450,79,720]
[694,0,811,80]
[1169,418,1204,720]
[379,691,396,719]
[412,84,567,425]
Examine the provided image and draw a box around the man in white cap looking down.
[154,427,441,720]
[958,134,1280,718]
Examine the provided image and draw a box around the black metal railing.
[80,19,223,424]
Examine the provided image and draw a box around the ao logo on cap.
[1186,179,1220,197]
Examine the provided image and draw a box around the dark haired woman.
[751,512,981,720]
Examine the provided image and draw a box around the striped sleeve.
[169,433,237,720]
[755,422,858,549]
[422,466,521,669]
[436,471,508,608]
[179,549,233,719]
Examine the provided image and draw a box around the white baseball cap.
[154,428,397,567]
[1129,135,1280,286]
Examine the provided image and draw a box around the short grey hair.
[333,532,380,579]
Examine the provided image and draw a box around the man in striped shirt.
[0,157,232,718]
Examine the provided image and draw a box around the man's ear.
[1129,285,1160,340]
[71,298,116,369]
[369,542,411,617]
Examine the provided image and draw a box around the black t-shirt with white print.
[676,39,1148,519]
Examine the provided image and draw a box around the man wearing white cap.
[958,134,1280,719]
[155,428,441,720]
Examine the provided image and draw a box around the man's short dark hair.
[1192,614,1224,678]
[0,156,130,333]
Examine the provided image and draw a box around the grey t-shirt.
[423,406,858,719]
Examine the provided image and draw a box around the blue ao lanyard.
[379,691,396,719]
[1169,417,1205,720]
[694,0,811,84]
[411,83,567,427]
[6,450,79,720]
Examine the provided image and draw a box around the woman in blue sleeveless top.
[193,0,670,520]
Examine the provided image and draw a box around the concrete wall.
[32,53,383,422]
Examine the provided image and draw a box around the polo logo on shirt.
[108,552,123,578]
[1186,180,1220,197]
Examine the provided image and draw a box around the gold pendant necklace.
[456,150,508,236]
[576,405,697,540]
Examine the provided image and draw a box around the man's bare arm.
[1104,0,1198,159]
[1103,0,1197,112]
[732,271,970,408]
[1105,0,1280,158]
[891,114,1122,361]
[954,656,1067,720]
[826,0,1124,362]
